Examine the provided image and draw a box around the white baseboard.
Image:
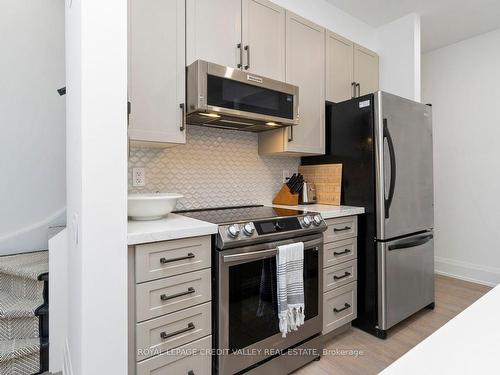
[63,340,74,375]
[435,256,500,287]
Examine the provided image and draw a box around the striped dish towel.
[276,242,305,338]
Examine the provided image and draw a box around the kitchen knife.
[290,174,303,194]
[287,173,297,189]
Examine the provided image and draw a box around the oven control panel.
[216,213,326,249]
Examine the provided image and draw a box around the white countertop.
[128,204,364,245]
[270,204,364,219]
[128,213,218,245]
[382,284,500,374]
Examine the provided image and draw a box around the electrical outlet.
[282,169,292,184]
[133,168,146,187]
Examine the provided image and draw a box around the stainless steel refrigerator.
[302,91,434,338]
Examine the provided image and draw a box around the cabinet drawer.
[136,302,211,361]
[323,282,357,334]
[135,236,211,283]
[137,335,211,375]
[136,268,211,322]
[324,216,357,243]
[323,260,357,293]
[324,238,357,268]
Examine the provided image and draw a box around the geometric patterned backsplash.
[128,125,300,210]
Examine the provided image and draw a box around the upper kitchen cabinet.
[128,0,186,146]
[259,11,325,156]
[326,31,354,103]
[187,0,285,80]
[242,0,286,80]
[353,44,379,97]
[186,0,242,68]
[326,32,379,102]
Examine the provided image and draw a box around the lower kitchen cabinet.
[321,216,359,335]
[258,11,325,156]
[323,282,357,333]
[136,336,212,375]
[128,235,212,375]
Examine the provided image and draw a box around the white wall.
[65,0,128,374]
[0,0,66,255]
[422,28,500,286]
[376,13,421,101]
[272,0,376,50]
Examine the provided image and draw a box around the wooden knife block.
[272,185,299,205]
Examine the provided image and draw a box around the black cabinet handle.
[160,322,195,340]
[333,272,351,280]
[160,287,195,301]
[160,252,195,264]
[333,226,351,232]
[333,249,351,256]
[333,303,351,313]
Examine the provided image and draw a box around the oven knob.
[243,223,255,236]
[226,224,240,238]
[313,215,322,226]
[302,216,312,227]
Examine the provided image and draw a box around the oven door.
[217,234,323,375]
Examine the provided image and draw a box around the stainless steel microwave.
[186,60,299,132]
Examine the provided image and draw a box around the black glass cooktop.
[176,205,306,225]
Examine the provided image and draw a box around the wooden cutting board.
[298,164,342,205]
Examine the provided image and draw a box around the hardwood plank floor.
[296,275,491,375]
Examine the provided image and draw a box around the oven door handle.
[222,238,322,264]
[223,248,278,263]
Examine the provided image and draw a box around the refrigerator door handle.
[388,234,433,251]
[383,118,396,219]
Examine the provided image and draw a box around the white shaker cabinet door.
[354,44,379,97]
[326,31,354,103]
[128,0,186,145]
[186,0,242,68]
[241,0,285,80]
[284,11,325,155]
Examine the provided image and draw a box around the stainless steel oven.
[186,60,299,132]
[215,233,323,375]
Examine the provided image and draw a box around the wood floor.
[297,275,491,375]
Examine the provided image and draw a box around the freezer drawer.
[378,232,434,330]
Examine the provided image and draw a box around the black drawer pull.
[333,271,351,280]
[160,252,195,264]
[160,322,195,340]
[333,226,351,232]
[188,371,195,375]
[160,287,196,301]
[333,303,351,313]
[333,249,351,256]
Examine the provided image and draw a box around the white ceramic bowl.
[128,193,183,221]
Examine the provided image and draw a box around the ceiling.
[325,0,500,52]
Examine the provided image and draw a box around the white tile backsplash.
[128,126,300,210]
